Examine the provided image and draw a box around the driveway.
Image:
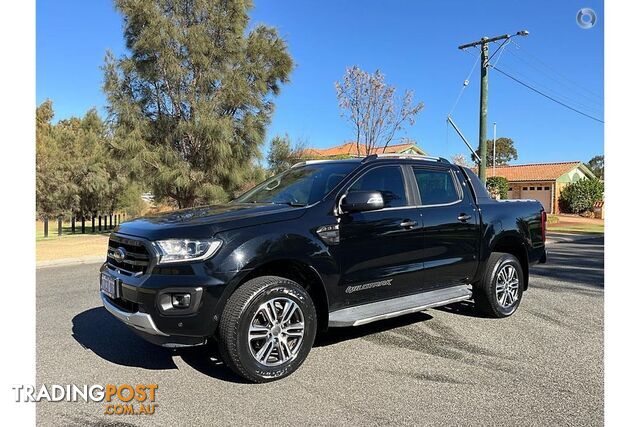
[36,235,604,426]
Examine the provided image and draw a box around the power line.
[505,47,603,104]
[491,65,604,123]
[448,52,480,116]
[491,38,511,67]
[494,60,603,115]
[456,30,529,182]
[510,41,603,101]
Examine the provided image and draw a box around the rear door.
[411,165,480,290]
[335,165,423,306]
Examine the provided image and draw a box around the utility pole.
[493,121,497,176]
[458,30,528,183]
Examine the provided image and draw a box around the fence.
[40,213,127,238]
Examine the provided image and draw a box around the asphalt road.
[36,235,604,426]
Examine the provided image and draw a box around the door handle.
[458,213,472,222]
[400,220,418,228]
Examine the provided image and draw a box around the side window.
[413,168,460,205]
[348,166,407,208]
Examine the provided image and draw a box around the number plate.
[100,273,117,299]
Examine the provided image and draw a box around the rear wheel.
[218,276,317,383]
[473,252,524,318]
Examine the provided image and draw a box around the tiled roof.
[302,142,423,157]
[484,161,584,182]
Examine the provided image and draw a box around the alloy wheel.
[247,297,305,366]
[495,264,519,308]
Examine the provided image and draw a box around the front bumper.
[101,293,168,337]
[99,259,242,347]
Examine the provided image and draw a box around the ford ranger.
[100,154,547,382]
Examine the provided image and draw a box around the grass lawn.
[547,225,604,234]
[36,220,111,262]
[35,219,114,241]
[547,215,604,234]
[36,234,109,262]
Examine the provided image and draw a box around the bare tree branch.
[336,66,424,155]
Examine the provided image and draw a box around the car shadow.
[178,346,249,384]
[72,307,177,370]
[314,311,434,347]
[72,307,248,382]
[72,303,477,382]
[433,300,491,318]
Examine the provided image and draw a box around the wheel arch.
[233,259,330,332]
[491,235,530,290]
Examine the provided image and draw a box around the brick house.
[488,161,596,214]
[303,142,427,158]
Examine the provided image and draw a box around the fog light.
[171,293,191,308]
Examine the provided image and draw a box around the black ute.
[100,154,547,382]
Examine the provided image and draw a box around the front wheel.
[218,276,317,383]
[473,252,524,318]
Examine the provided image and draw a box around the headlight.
[154,238,222,264]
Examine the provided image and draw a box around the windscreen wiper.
[272,201,307,207]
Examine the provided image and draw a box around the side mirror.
[341,190,384,213]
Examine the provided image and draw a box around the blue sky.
[37,0,604,164]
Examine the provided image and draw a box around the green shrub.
[486,176,509,199]
[558,178,604,214]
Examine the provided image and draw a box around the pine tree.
[103,0,293,208]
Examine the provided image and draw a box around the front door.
[411,166,480,290]
[335,165,424,307]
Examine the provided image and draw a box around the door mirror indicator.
[341,191,385,213]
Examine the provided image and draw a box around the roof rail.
[361,153,450,164]
[291,159,335,168]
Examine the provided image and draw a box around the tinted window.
[349,166,407,208]
[413,168,460,205]
[235,162,358,205]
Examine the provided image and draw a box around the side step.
[328,285,472,327]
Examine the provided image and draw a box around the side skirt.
[328,285,472,327]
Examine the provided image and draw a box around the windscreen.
[235,162,359,206]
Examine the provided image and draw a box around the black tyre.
[218,275,317,383]
[473,252,524,318]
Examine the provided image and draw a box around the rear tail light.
[541,209,547,243]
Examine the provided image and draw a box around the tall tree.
[36,100,77,219]
[267,134,307,174]
[36,101,138,221]
[335,66,424,156]
[103,0,293,208]
[474,137,518,166]
[587,155,604,179]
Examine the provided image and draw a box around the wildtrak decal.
[345,279,392,294]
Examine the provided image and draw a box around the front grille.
[107,235,152,276]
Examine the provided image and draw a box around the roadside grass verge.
[548,224,604,234]
[35,220,113,241]
[37,234,109,262]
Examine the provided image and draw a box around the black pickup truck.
[100,154,547,382]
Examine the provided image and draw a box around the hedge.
[558,178,604,214]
